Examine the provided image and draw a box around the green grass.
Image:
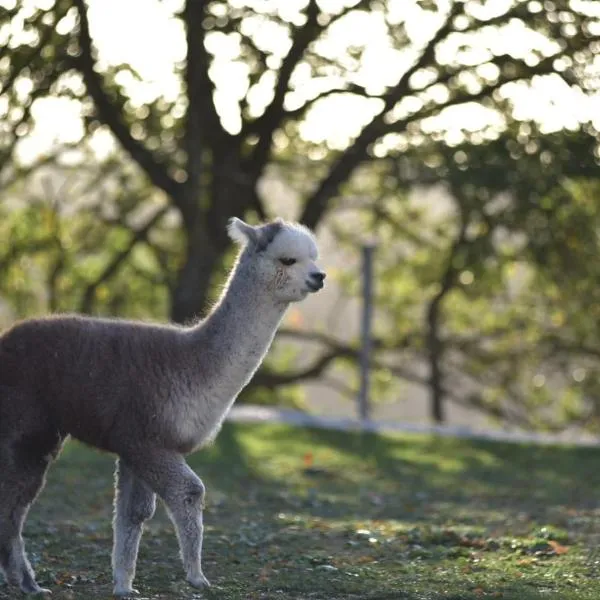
[3,423,600,599]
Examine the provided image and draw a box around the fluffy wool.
[0,217,325,596]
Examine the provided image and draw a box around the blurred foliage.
[0,0,599,425]
[0,161,176,321]
[331,121,600,430]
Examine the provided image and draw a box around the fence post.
[358,243,375,424]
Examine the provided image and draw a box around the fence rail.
[228,404,600,448]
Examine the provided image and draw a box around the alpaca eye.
[279,257,296,266]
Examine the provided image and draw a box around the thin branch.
[0,142,83,191]
[0,238,57,277]
[72,0,180,201]
[300,34,586,229]
[246,0,321,174]
[0,78,64,181]
[384,2,466,114]
[0,8,60,96]
[254,347,348,387]
[326,0,372,28]
[277,326,415,353]
[79,204,170,313]
[277,327,353,348]
[320,375,356,399]
[239,0,371,140]
[0,5,21,63]
[461,0,530,35]
[541,337,600,361]
[300,0,465,228]
[276,83,373,126]
[387,53,578,135]
[260,327,419,390]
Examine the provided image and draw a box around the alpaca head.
[227,217,325,303]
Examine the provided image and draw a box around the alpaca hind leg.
[112,458,157,597]
[125,450,210,589]
[0,504,47,594]
[0,438,55,595]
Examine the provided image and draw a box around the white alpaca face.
[228,218,325,303]
[263,224,324,303]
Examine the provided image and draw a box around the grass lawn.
[3,423,600,599]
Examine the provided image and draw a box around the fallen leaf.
[548,540,569,555]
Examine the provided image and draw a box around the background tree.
[324,123,600,426]
[1,0,599,424]
[3,0,598,320]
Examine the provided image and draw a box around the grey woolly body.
[0,282,283,456]
[0,217,324,596]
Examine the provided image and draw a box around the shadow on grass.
[221,423,600,520]
[2,422,600,600]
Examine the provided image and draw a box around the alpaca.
[0,217,325,596]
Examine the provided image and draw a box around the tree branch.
[277,327,351,346]
[0,5,20,64]
[245,0,322,175]
[254,347,350,388]
[0,7,60,96]
[79,204,170,313]
[300,0,465,228]
[541,336,600,361]
[299,18,588,229]
[273,83,374,128]
[0,238,57,277]
[388,51,582,135]
[72,0,180,201]
[255,327,419,390]
[0,83,53,179]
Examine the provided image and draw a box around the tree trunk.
[426,300,445,423]
[169,158,254,324]
[170,224,224,324]
[424,214,468,424]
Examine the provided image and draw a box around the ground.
[2,423,600,599]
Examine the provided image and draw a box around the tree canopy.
[1,0,599,426]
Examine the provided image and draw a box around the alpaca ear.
[255,220,283,251]
[227,218,259,246]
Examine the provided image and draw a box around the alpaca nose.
[308,271,326,291]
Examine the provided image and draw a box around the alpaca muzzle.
[307,271,326,292]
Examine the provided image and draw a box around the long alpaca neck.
[201,263,287,365]
[186,254,288,422]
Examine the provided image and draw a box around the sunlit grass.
[3,423,600,599]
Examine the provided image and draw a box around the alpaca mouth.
[306,280,324,293]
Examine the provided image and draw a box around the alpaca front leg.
[125,450,210,589]
[169,480,210,589]
[112,459,157,596]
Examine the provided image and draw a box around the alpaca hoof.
[187,573,210,589]
[22,583,52,596]
[20,574,51,595]
[113,586,139,597]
